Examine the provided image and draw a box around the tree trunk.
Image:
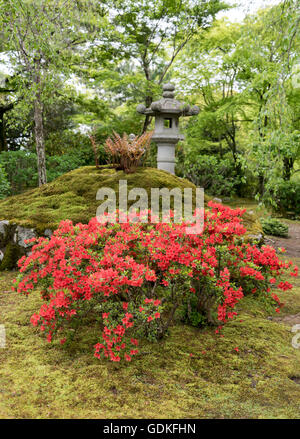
[0,111,7,152]
[142,95,153,133]
[225,130,243,197]
[283,157,293,181]
[33,92,47,186]
[258,173,265,196]
[218,135,223,159]
[0,104,13,152]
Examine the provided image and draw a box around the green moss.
[0,242,23,271]
[0,259,300,418]
[0,166,262,238]
[0,166,199,232]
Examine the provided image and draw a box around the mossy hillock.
[0,165,262,237]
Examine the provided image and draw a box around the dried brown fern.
[104,131,153,173]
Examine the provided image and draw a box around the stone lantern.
[137,83,199,175]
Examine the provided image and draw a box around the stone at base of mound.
[0,221,53,270]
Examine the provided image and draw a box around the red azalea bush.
[13,201,298,362]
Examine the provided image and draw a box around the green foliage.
[182,154,242,197]
[0,150,38,193]
[0,0,299,210]
[0,146,100,194]
[0,163,11,199]
[260,217,289,238]
[274,180,300,216]
[241,3,300,199]
[0,0,106,184]
[46,153,92,182]
[176,293,208,327]
[175,2,300,205]
[93,105,146,145]
[83,0,229,133]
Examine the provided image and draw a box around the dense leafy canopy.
[0,0,299,213]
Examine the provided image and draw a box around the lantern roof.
[137,83,200,117]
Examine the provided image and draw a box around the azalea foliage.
[14,201,298,362]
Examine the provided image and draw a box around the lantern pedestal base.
[157,144,175,175]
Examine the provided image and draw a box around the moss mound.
[0,166,262,236]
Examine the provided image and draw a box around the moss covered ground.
[0,166,261,236]
[0,170,295,418]
[0,257,300,419]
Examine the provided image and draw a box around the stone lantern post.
[137,83,199,175]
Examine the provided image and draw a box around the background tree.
[238,1,300,200]
[173,2,299,204]
[88,0,229,133]
[0,0,105,185]
[0,73,16,152]
[174,18,252,195]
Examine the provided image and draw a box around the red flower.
[14,205,296,363]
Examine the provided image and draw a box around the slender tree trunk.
[283,157,293,181]
[0,111,7,152]
[218,135,223,159]
[33,91,47,186]
[142,114,152,133]
[225,130,243,197]
[258,173,265,196]
[0,104,13,152]
[142,95,153,133]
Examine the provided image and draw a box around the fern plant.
[104,131,153,173]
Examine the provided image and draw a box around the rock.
[246,233,263,244]
[44,229,53,238]
[0,220,9,235]
[0,222,54,270]
[0,220,10,248]
[13,226,37,248]
[136,104,146,114]
[212,197,223,204]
